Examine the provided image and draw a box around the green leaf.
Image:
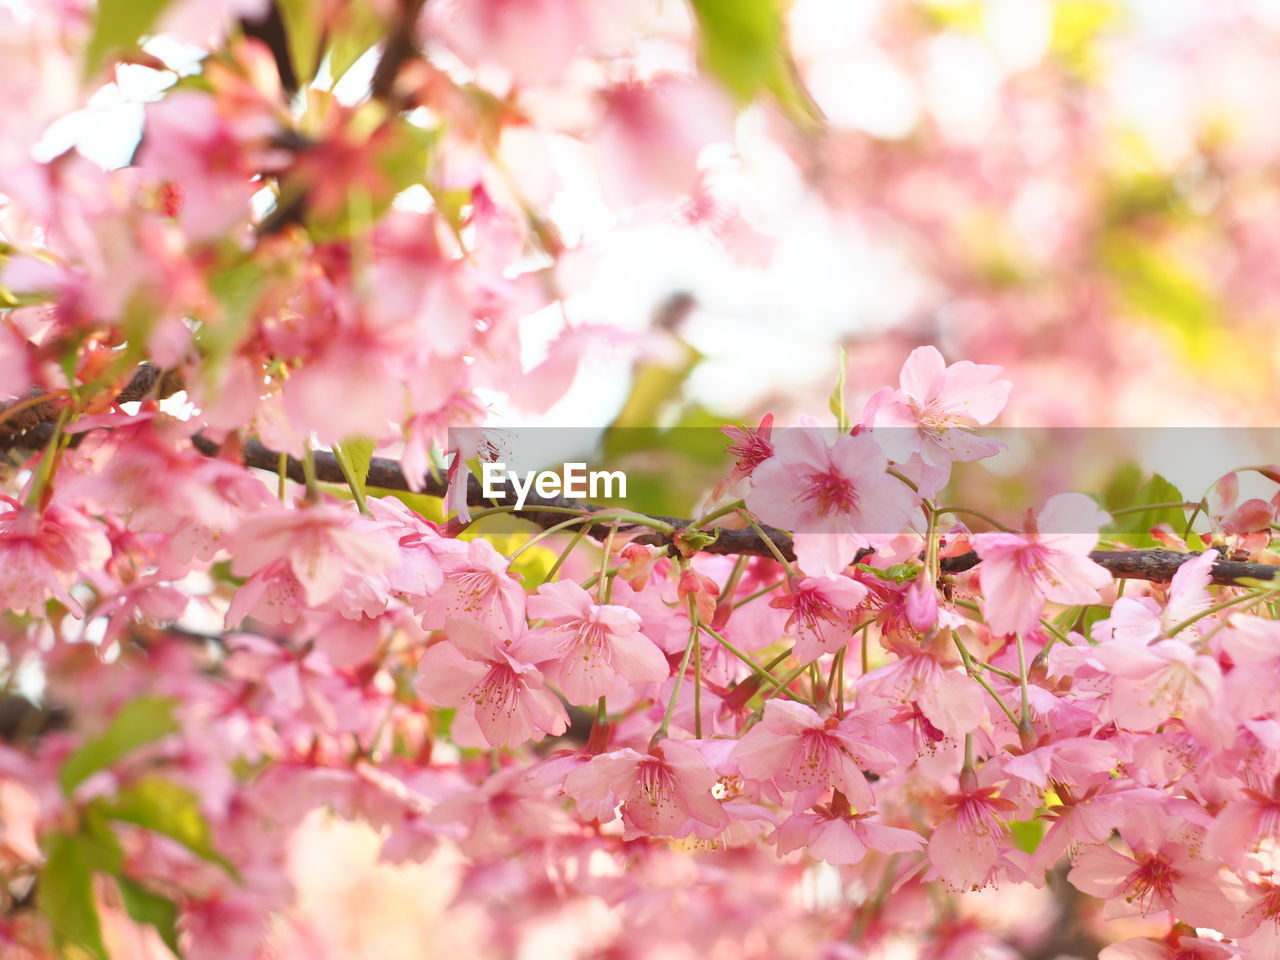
[117,876,182,957]
[84,0,174,77]
[60,697,179,795]
[686,0,821,123]
[852,562,921,584]
[39,832,108,960]
[334,435,377,507]
[104,777,237,877]
[1108,473,1187,546]
[201,259,267,386]
[1010,816,1044,854]
[828,346,848,431]
[328,0,387,82]
[687,0,783,103]
[277,0,325,90]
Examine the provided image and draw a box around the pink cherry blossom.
[515,579,668,703]
[562,738,728,839]
[746,425,919,577]
[0,496,110,617]
[1208,472,1276,553]
[774,807,924,866]
[857,642,986,739]
[1093,549,1217,644]
[595,75,735,208]
[928,786,1025,891]
[1093,637,1222,733]
[731,700,895,812]
[972,493,1112,636]
[864,345,1011,467]
[415,536,526,642]
[769,575,868,664]
[137,92,263,243]
[1221,613,1280,721]
[1100,934,1240,960]
[1068,835,1243,934]
[416,619,568,748]
[227,503,400,610]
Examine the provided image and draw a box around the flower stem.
[735,509,794,578]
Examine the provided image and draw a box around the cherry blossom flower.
[857,641,986,739]
[595,75,735,208]
[415,536,526,642]
[928,785,1026,891]
[1068,834,1243,934]
[864,345,1011,467]
[972,493,1112,636]
[1092,549,1217,644]
[732,700,895,812]
[1238,879,1280,959]
[1208,472,1276,553]
[774,806,923,866]
[563,738,728,839]
[137,92,262,243]
[227,503,400,610]
[416,620,568,749]
[515,579,668,703]
[1221,614,1280,721]
[1093,637,1222,733]
[1100,934,1240,960]
[714,414,775,499]
[769,575,868,664]
[0,497,110,617]
[746,424,918,577]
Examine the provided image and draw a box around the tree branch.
[4,369,1277,585]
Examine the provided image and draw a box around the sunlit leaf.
[277,0,325,90]
[84,0,174,77]
[1010,816,1044,854]
[105,777,237,876]
[38,832,107,960]
[60,697,179,795]
[328,0,387,82]
[334,435,377,506]
[828,346,848,431]
[117,876,182,957]
[686,0,818,121]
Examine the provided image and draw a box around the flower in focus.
[746,424,918,577]
[972,493,1112,636]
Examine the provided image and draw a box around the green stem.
[953,632,1020,725]
[932,505,1014,532]
[545,525,592,582]
[695,498,746,529]
[651,602,702,748]
[25,407,71,509]
[507,516,592,563]
[733,579,785,608]
[719,554,750,605]
[301,445,320,503]
[597,521,620,604]
[735,509,795,578]
[1015,632,1031,725]
[886,468,919,493]
[334,448,372,516]
[1167,587,1276,638]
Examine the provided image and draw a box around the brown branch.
[190,435,1278,586]
[4,370,1278,585]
